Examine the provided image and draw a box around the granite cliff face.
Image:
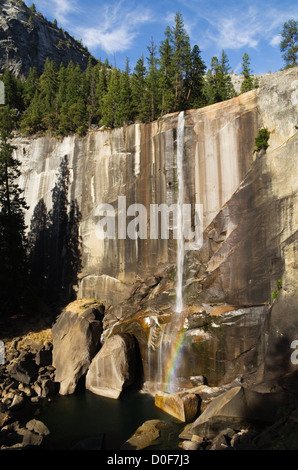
[0,0,93,77]
[15,67,298,391]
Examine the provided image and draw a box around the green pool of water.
[33,389,181,450]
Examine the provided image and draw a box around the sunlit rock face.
[16,67,298,391]
[85,333,137,399]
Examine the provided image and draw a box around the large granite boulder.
[7,351,38,385]
[86,333,137,399]
[121,419,181,450]
[52,300,103,395]
[190,386,296,439]
[155,391,199,422]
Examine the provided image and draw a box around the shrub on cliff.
[254,128,270,151]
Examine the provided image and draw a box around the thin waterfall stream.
[145,111,187,395]
[175,111,185,315]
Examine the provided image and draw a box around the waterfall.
[161,110,186,393]
[145,111,186,395]
[175,111,185,314]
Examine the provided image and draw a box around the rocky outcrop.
[0,419,51,449]
[190,386,295,435]
[0,0,94,77]
[178,385,298,450]
[0,331,57,449]
[1,337,57,408]
[155,391,199,422]
[86,333,137,399]
[52,300,104,395]
[121,419,181,450]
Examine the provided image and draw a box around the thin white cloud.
[203,5,273,51]
[76,1,154,55]
[178,0,298,52]
[51,0,73,23]
[34,0,77,24]
[213,16,259,49]
[270,34,281,47]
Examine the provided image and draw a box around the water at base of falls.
[27,389,182,450]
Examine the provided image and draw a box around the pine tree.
[158,26,175,115]
[59,61,88,135]
[0,106,28,315]
[56,63,67,115]
[171,12,192,110]
[280,19,298,68]
[37,58,58,132]
[20,90,43,135]
[116,66,133,127]
[95,60,109,124]
[240,52,255,93]
[101,68,121,128]
[85,57,97,128]
[219,50,235,100]
[1,69,23,113]
[145,38,160,122]
[203,51,236,104]
[39,59,58,113]
[131,56,147,122]
[186,44,206,108]
[23,66,39,106]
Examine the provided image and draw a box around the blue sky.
[31,0,298,75]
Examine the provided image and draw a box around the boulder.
[155,391,199,422]
[8,393,25,411]
[86,334,137,399]
[7,352,38,384]
[209,427,236,450]
[121,419,181,450]
[191,386,296,438]
[35,344,52,367]
[0,420,51,449]
[0,412,11,428]
[26,419,50,437]
[52,302,103,395]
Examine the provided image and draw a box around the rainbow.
[163,327,186,393]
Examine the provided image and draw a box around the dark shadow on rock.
[28,155,82,311]
[28,198,50,301]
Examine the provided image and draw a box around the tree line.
[1,13,262,137]
[1,13,297,139]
